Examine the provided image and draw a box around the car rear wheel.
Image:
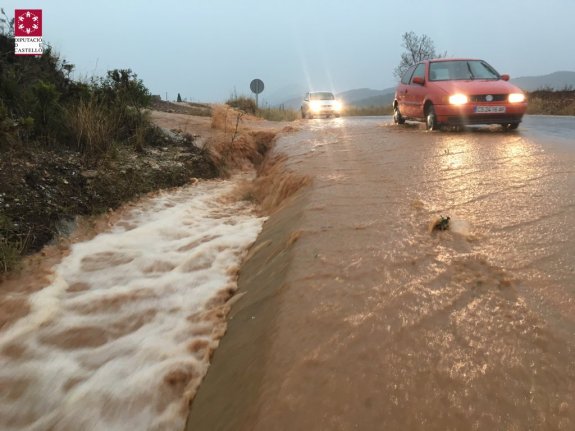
[393,106,405,124]
[426,105,438,131]
[505,123,519,130]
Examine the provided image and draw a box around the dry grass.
[0,235,27,274]
[209,104,276,175]
[257,107,300,121]
[211,104,260,132]
[526,90,575,115]
[67,99,120,155]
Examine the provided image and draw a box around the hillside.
[511,71,575,92]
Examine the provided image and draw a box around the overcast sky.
[4,0,575,103]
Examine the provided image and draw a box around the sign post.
[250,78,264,109]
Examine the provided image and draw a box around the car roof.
[424,58,482,63]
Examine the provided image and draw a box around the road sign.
[250,79,264,94]
[250,79,264,109]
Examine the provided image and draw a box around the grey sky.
[4,0,575,103]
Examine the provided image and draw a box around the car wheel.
[505,123,519,130]
[426,105,438,131]
[393,107,405,124]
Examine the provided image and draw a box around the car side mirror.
[412,76,425,85]
[500,74,510,81]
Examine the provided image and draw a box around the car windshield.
[429,60,500,81]
[310,92,335,100]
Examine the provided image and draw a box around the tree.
[394,31,445,81]
[0,8,14,37]
[177,93,182,102]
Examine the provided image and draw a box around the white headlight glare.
[334,101,343,111]
[508,93,525,103]
[310,101,321,112]
[449,94,468,105]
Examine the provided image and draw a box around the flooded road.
[188,116,575,430]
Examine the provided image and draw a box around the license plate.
[474,105,506,113]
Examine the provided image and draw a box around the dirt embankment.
[0,123,218,272]
[1,104,292,277]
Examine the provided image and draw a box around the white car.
[301,91,343,118]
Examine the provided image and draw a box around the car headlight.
[310,101,321,112]
[334,101,343,112]
[508,93,525,103]
[448,94,468,105]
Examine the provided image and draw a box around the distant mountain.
[265,83,308,107]
[511,71,575,92]
[336,88,392,105]
[345,91,395,108]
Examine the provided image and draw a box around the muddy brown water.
[187,116,575,431]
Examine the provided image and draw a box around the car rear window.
[429,60,500,81]
[310,92,335,100]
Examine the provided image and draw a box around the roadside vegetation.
[0,24,217,275]
[226,95,300,121]
[526,88,575,115]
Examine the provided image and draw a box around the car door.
[405,63,426,118]
[397,65,416,117]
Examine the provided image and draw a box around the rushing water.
[188,116,575,431]
[0,176,265,431]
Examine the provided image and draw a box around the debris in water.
[432,215,451,231]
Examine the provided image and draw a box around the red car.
[393,58,528,130]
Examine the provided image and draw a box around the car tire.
[393,107,405,124]
[426,105,438,131]
[505,123,519,130]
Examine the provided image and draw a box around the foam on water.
[0,177,266,431]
